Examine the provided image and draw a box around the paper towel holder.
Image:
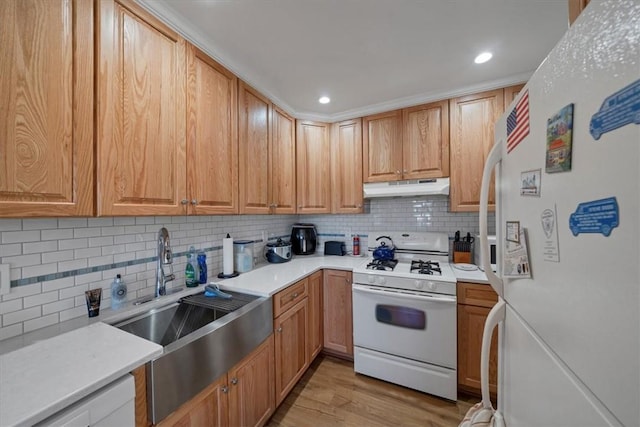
[217,271,239,279]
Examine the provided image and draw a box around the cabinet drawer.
[273,278,309,318]
[457,282,498,308]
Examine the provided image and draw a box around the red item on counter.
[353,235,360,256]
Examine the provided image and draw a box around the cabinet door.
[238,82,271,214]
[457,304,498,395]
[97,0,187,216]
[296,121,331,214]
[503,84,526,109]
[308,271,324,361]
[332,119,364,213]
[228,335,275,427]
[157,375,229,427]
[187,46,238,214]
[0,0,94,217]
[449,89,504,212]
[322,270,353,358]
[271,106,296,214]
[274,298,309,405]
[402,100,450,179]
[362,110,402,182]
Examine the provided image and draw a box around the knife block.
[453,251,471,264]
[453,241,472,263]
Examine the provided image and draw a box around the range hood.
[363,178,449,198]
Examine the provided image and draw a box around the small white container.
[233,240,254,273]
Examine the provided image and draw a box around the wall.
[0,197,493,340]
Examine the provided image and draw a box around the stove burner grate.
[366,259,398,271]
[410,260,442,275]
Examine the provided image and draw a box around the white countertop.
[0,254,487,426]
[0,322,162,427]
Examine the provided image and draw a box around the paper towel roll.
[223,234,234,275]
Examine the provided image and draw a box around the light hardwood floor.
[267,355,476,427]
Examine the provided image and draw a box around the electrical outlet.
[0,264,10,296]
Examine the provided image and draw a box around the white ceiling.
[137,0,569,122]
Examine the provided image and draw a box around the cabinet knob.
[277,326,283,333]
[357,204,362,208]
[222,386,229,394]
[396,170,401,174]
[403,170,408,174]
[231,377,238,385]
[292,292,298,299]
[191,199,198,205]
[269,204,275,208]
[181,199,188,205]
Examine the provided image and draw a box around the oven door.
[352,284,456,369]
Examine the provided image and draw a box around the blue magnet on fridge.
[589,79,640,140]
[569,197,619,237]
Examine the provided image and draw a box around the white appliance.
[363,178,450,198]
[352,231,458,400]
[35,375,135,427]
[476,1,639,426]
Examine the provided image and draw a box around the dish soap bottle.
[197,251,207,284]
[110,274,127,309]
[185,248,197,287]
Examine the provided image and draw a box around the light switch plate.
[0,264,10,295]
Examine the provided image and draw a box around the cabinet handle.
[231,377,238,385]
[191,199,198,205]
[181,199,188,205]
[222,386,229,394]
[277,326,283,333]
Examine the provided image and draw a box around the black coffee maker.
[291,223,317,255]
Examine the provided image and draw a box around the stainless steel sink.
[115,302,229,347]
[113,290,272,424]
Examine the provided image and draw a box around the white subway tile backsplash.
[43,277,75,291]
[59,306,86,322]
[59,284,89,300]
[89,236,114,248]
[3,306,40,326]
[74,247,102,260]
[0,243,21,257]
[23,263,58,278]
[0,219,22,232]
[57,259,87,272]
[23,240,57,255]
[73,227,102,238]
[75,272,104,286]
[42,250,75,264]
[0,323,23,340]
[42,299,75,316]
[88,218,114,227]
[114,217,136,226]
[22,219,58,230]
[24,291,59,308]
[2,253,41,268]
[0,299,22,315]
[88,255,114,268]
[41,228,73,241]
[2,230,40,244]
[58,218,88,229]
[24,313,59,333]
[101,226,125,236]
[59,238,88,251]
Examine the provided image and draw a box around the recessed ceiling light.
[474,52,493,64]
[318,96,330,104]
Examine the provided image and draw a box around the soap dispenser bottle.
[110,274,127,309]
[185,247,197,287]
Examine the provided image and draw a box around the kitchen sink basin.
[113,289,273,424]
[115,302,229,347]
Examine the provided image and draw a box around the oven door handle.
[352,284,456,304]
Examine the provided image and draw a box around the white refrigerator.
[477,1,639,426]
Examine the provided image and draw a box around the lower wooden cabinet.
[157,335,274,427]
[322,269,353,359]
[457,282,499,396]
[308,270,324,360]
[228,335,275,427]
[273,296,309,406]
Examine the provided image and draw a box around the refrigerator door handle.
[480,139,504,297]
[478,298,506,427]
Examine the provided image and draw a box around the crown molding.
[133,0,530,124]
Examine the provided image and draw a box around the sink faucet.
[156,227,175,297]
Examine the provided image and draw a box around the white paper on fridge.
[503,228,532,278]
[541,205,560,262]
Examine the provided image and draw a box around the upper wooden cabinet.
[362,110,403,182]
[0,0,94,217]
[238,82,271,214]
[449,85,525,212]
[97,0,187,216]
[331,119,363,213]
[296,120,331,214]
[402,100,450,179]
[449,89,504,212]
[186,46,238,214]
[363,102,449,183]
[238,84,296,214]
[270,106,297,214]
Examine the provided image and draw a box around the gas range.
[352,231,456,296]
